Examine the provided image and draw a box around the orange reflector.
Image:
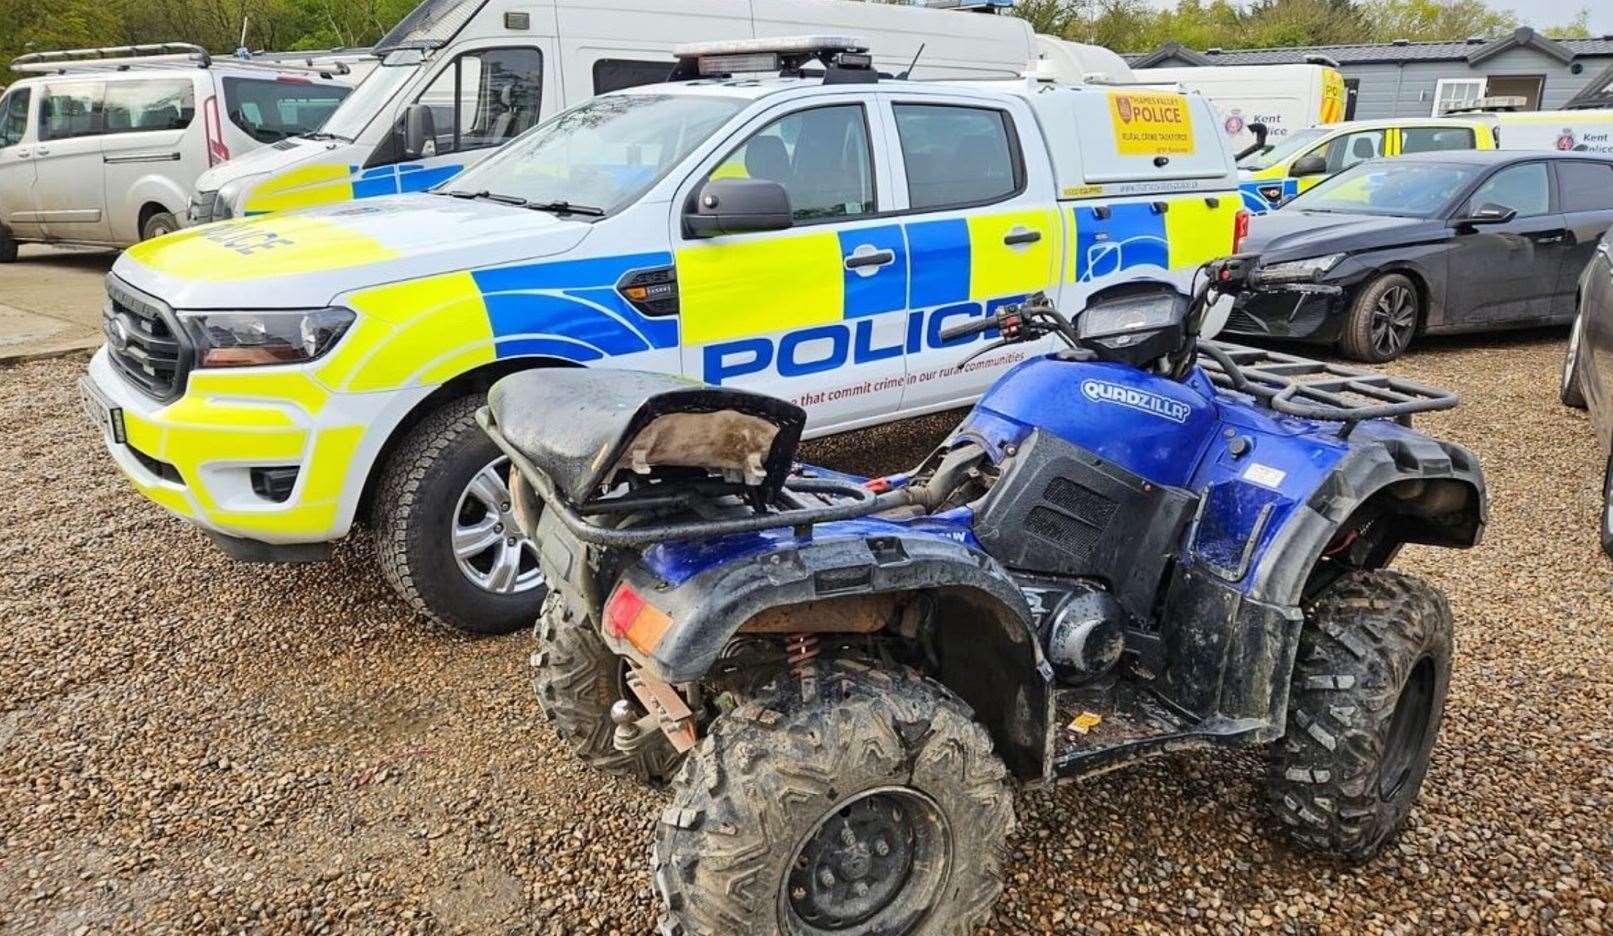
[605,583,672,653]
[623,286,649,301]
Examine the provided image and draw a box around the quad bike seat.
[486,369,808,503]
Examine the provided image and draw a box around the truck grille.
[104,276,191,402]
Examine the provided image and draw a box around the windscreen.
[444,93,745,214]
[1237,126,1327,171]
[221,77,350,143]
[316,61,417,141]
[1285,161,1483,218]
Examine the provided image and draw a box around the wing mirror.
[1454,202,1518,228]
[684,178,793,238]
[402,103,437,159]
[1289,154,1328,178]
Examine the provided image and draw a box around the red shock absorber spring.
[785,633,820,678]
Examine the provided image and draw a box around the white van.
[1487,109,1613,155]
[185,0,1040,223]
[0,44,353,259]
[1133,63,1348,153]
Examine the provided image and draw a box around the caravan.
[186,0,1041,224]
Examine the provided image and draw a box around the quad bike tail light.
[605,582,672,653]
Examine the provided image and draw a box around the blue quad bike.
[479,255,1486,936]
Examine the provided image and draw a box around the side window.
[592,59,673,95]
[1321,129,1385,173]
[103,79,195,134]
[1400,126,1475,154]
[40,82,105,141]
[0,88,30,148]
[414,47,542,155]
[1468,162,1551,217]
[1557,162,1613,212]
[892,103,1020,210]
[707,104,874,223]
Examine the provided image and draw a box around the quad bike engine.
[1042,584,1126,684]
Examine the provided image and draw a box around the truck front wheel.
[653,658,1014,936]
[1266,570,1453,861]
[374,394,546,635]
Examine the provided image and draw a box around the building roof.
[1128,27,1613,69]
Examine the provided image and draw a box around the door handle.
[12,149,28,158]
[1533,232,1568,245]
[1003,228,1042,247]
[33,146,49,156]
[844,248,896,271]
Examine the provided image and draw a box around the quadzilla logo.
[1081,379,1192,423]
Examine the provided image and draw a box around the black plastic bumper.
[1222,288,1351,344]
[206,530,332,563]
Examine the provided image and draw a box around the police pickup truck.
[82,37,1248,634]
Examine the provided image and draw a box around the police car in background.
[82,37,1248,635]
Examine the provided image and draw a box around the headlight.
[214,173,267,220]
[1256,254,1344,283]
[1079,289,1188,342]
[183,308,356,368]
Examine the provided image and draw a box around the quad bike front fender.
[613,527,1060,782]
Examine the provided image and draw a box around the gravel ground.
[2,332,1611,934]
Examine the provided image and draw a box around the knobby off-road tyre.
[374,394,545,635]
[1562,311,1589,409]
[653,657,1015,936]
[529,589,683,784]
[1339,273,1419,363]
[1267,570,1453,862]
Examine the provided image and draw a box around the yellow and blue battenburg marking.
[473,252,680,362]
[244,162,464,215]
[1239,178,1299,215]
[1073,198,1239,280]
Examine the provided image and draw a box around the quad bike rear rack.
[1197,341,1458,435]
[477,407,908,549]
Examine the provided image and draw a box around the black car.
[1560,229,1613,556]
[1224,150,1613,362]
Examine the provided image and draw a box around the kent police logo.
[1081,379,1191,423]
[1557,129,1577,151]
[1224,112,1245,135]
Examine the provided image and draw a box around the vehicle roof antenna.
[898,43,925,80]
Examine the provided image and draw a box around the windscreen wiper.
[298,130,351,142]
[442,189,531,206]
[524,200,605,217]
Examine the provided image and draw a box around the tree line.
[1,0,1595,83]
[1014,0,1591,52]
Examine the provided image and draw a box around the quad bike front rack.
[1197,341,1459,436]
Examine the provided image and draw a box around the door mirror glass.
[684,178,793,238]
[402,103,436,158]
[1289,153,1328,178]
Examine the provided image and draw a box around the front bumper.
[84,348,417,548]
[1221,287,1352,344]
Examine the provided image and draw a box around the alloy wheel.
[451,456,543,595]
[1370,284,1417,357]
